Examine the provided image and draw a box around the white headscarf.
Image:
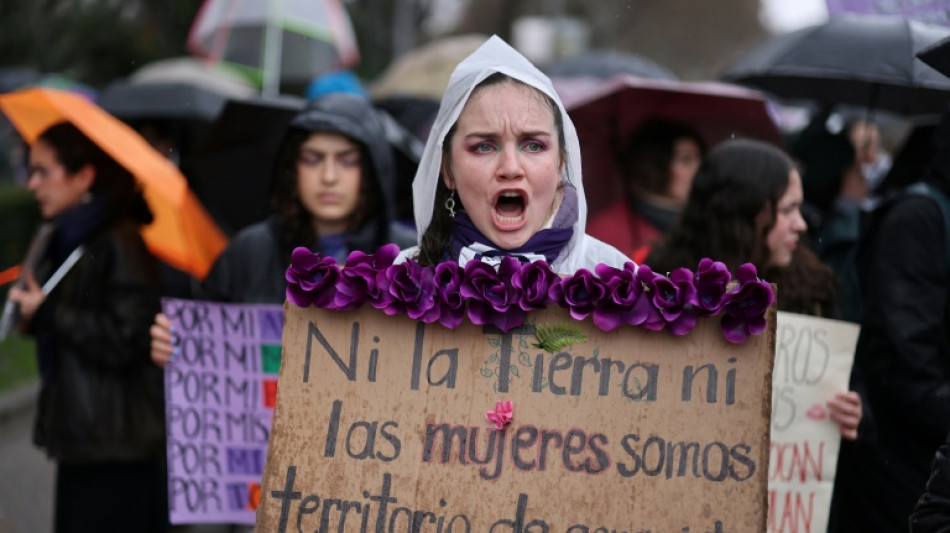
[406,35,629,272]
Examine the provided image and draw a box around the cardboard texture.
[767,312,859,533]
[258,303,776,532]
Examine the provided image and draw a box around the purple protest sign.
[162,298,284,525]
[826,0,950,26]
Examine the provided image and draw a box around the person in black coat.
[832,111,950,532]
[9,121,166,532]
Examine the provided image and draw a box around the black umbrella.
[542,49,677,81]
[722,14,950,116]
[99,80,236,122]
[184,95,306,235]
[918,34,950,79]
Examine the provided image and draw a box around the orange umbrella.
[0,87,228,280]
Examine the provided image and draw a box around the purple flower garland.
[285,244,774,344]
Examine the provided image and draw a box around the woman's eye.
[522,141,545,153]
[298,153,322,166]
[471,142,494,154]
[339,153,361,167]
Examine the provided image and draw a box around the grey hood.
[288,93,396,229]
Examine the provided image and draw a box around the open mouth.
[494,191,526,225]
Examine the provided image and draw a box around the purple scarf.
[445,184,577,265]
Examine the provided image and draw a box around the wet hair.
[416,73,566,266]
[648,139,793,274]
[270,128,381,249]
[37,121,152,224]
[622,119,706,197]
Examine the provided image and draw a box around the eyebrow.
[463,130,553,140]
[300,146,360,155]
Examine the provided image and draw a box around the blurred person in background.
[9,121,167,533]
[848,118,892,195]
[152,91,416,343]
[791,127,865,322]
[586,119,705,264]
[648,138,862,435]
[833,110,950,533]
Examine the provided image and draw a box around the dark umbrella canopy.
[99,81,235,122]
[918,34,950,78]
[723,14,950,116]
[185,95,306,234]
[566,75,784,216]
[542,49,677,81]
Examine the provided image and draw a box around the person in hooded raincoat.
[397,35,629,271]
[150,93,416,314]
[197,93,417,304]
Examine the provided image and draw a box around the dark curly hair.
[621,119,706,198]
[269,129,381,250]
[648,139,793,274]
[37,121,152,224]
[416,72,566,266]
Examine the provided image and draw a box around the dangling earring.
[80,191,92,204]
[444,190,456,218]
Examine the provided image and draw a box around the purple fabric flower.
[512,260,559,312]
[720,263,775,344]
[694,258,732,314]
[591,262,642,331]
[460,257,526,332]
[433,261,465,329]
[285,247,339,308]
[377,259,438,321]
[333,244,400,311]
[550,268,607,321]
[638,265,698,335]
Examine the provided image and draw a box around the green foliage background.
[0,1,202,88]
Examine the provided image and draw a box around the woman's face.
[766,169,807,268]
[27,139,93,219]
[445,82,562,250]
[667,137,702,204]
[296,132,362,235]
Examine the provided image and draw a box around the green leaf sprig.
[532,322,588,352]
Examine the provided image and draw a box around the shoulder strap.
[904,182,950,270]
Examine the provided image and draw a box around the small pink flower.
[486,400,513,430]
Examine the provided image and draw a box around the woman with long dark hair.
[196,92,417,304]
[9,121,167,532]
[649,139,861,436]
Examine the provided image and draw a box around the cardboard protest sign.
[162,298,284,525]
[767,312,859,533]
[257,303,776,532]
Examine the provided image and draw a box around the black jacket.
[31,217,165,463]
[833,180,950,532]
[201,215,416,305]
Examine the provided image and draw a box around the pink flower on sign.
[486,400,513,430]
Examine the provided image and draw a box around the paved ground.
[0,402,54,533]
[0,384,244,533]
